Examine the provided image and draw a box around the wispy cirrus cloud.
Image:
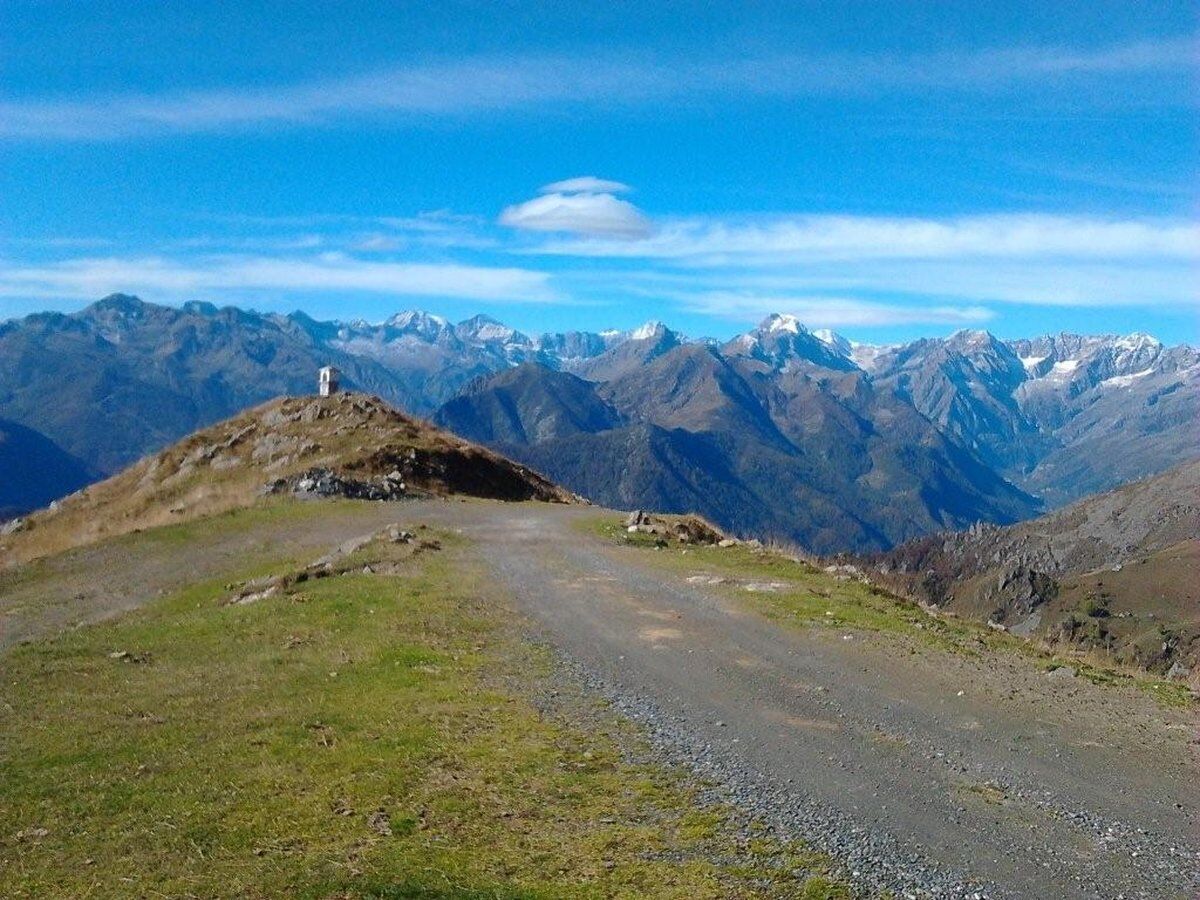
[680,292,994,328]
[531,210,1200,311]
[0,253,557,304]
[538,213,1200,263]
[1,36,1193,140]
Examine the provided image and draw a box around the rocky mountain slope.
[437,363,624,445]
[865,327,1200,506]
[870,461,1200,680]
[0,419,94,519]
[2,295,1195,551]
[0,392,571,566]
[440,334,1039,553]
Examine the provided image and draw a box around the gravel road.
[428,501,1200,900]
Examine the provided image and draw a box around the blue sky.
[1,1,1196,344]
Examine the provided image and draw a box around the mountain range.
[1,295,1196,551]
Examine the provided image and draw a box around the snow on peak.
[812,328,852,357]
[1115,332,1162,351]
[630,320,666,341]
[471,322,517,342]
[761,313,805,335]
[386,310,448,331]
[947,329,995,349]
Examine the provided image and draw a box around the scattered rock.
[1166,661,1191,682]
[1,517,26,536]
[108,649,151,664]
[823,563,862,578]
[622,512,726,545]
[366,808,392,836]
[265,466,409,501]
[384,525,415,544]
[669,515,725,545]
[1046,665,1077,680]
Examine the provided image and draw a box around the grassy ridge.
[0,515,847,898]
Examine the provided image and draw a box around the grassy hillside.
[871,460,1200,682]
[0,506,846,899]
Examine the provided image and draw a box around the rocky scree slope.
[870,460,1200,681]
[0,392,571,566]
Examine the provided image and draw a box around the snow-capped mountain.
[722,314,856,372]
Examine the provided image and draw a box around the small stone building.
[318,365,340,397]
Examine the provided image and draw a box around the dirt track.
[4,498,1197,898]
[424,501,1199,899]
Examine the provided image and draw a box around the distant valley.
[2,294,1196,552]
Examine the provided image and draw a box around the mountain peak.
[629,320,668,341]
[456,314,526,345]
[945,328,999,348]
[7,393,574,563]
[812,328,852,357]
[1115,332,1162,351]
[759,313,806,335]
[88,293,148,316]
[181,300,219,316]
[385,310,450,331]
[730,315,856,371]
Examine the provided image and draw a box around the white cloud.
[601,253,1198,312]
[682,292,995,328]
[529,212,1200,310]
[540,176,631,194]
[500,192,651,238]
[539,213,1200,262]
[1,36,1193,139]
[0,253,557,303]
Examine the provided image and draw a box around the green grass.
[0,516,848,899]
[588,516,1196,710]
